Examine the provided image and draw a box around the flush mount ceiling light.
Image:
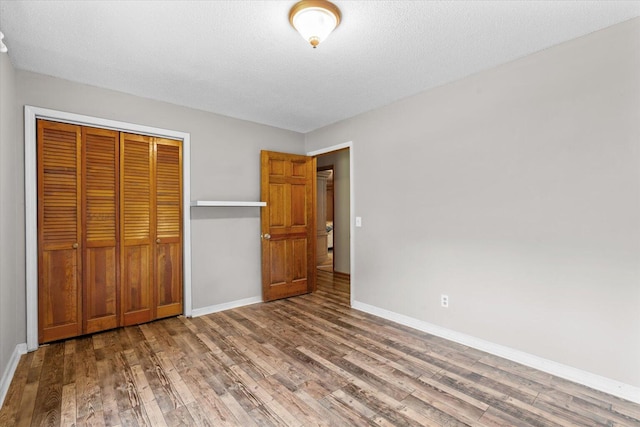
[289,0,341,48]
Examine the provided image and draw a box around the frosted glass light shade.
[289,1,341,48]
[0,31,7,53]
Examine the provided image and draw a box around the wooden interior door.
[82,127,119,333]
[120,133,154,326]
[261,151,316,302]
[154,138,183,319]
[37,120,83,343]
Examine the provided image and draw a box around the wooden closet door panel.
[120,133,154,325]
[37,120,83,343]
[155,138,183,319]
[84,247,117,332]
[83,127,119,333]
[156,243,181,318]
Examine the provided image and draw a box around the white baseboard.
[191,296,262,318]
[352,301,640,404]
[0,343,27,408]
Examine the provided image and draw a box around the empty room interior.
[1,1,639,425]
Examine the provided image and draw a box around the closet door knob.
[262,233,271,240]
[156,238,161,244]
[72,243,79,249]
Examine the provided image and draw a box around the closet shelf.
[190,201,266,207]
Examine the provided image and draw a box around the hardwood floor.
[1,270,639,426]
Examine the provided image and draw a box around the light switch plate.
[355,217,362,227]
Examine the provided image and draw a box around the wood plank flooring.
[1,270,639,426]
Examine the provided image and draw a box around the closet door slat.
[83,127,119,333]
[155,138,183,319]
[37,120,83,343]
[120,133,154,326]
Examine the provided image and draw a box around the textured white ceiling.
[1,1,639,133]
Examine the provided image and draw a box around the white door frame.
[307,141,354,306]
[24,106,192,351]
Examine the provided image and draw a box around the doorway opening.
[314,147,351,299]
[316,165,334,273]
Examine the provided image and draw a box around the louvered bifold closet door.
[120,133,154,326]
[155,138,183,319]
[37,120,83,343]
[83,127,119,333]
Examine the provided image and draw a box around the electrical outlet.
[441,294,449,308]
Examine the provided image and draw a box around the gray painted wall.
[317,150,350,275]
[13,70,304,317]
[0,53,26,391]
[305,19,640,387]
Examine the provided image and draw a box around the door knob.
[72,243,79,249]
[261,233,271,240]
[156,238,161,244]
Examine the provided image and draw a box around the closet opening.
[25,106,192,350]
